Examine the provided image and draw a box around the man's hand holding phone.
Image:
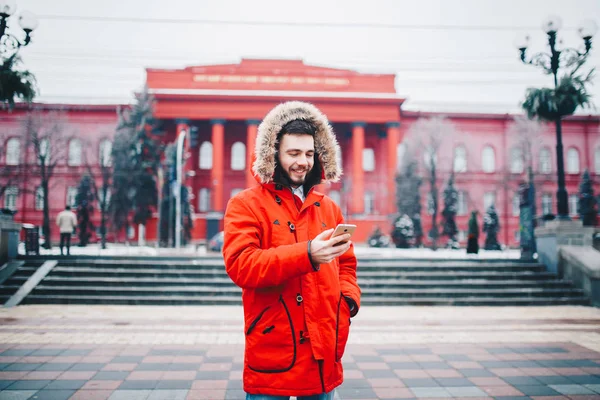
[309,224,356,265]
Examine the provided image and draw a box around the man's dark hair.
[277,119,316,141]
[65,205,71,210]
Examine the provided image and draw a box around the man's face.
[277,134,315,187]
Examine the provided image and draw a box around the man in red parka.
[223,101,361,400]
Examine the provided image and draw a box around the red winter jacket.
[223,101,361,396]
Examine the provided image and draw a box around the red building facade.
[1,59,599,246]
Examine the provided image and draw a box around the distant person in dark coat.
[466,210,479,254]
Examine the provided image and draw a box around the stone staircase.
[0,255,590,306]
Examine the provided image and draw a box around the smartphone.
[330,224,357,246]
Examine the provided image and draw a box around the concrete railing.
[0,213,21,265]
[559,246,600,306]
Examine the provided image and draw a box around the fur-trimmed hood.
[252,101,342,184]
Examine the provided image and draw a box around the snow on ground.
[19,242,523,259]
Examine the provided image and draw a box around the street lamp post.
[0,0,38,60]
[515,16,597,220]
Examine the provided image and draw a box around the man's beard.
[273,158,323,192]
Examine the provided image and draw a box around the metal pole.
[175,129,187,249]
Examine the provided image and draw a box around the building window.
[569,194,578,217]
[512,193,520,217]
[35,187,44,210]
[364,191,375,214]
[457,190,468,216]
[39,138,50,165]
[99,139,112,167]
[482,145,495,173]
[199,141,213,170]
[336,147,342,170]
[198,188,210,212]
[231,142,245,171]
[458,230,467,242]
[4,186,18,211]
[127,226,135,239]
[67,186,78,207]
[453,145,467,173]
[541,193,553,215]
[329,190,341,206]
[566,147,580,174]
[483,192,496,211]
[539,147,551,174]
[68,139,82,166]
[230,188,243,198]
[397,143,406,170]
[514,230,520,242]
[6,138,20,165]
[595,147,600,174]
[426,192,434,215]
[363,148,375,172]
[510,147,523,174]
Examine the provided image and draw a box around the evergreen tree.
[110,87,162,240]
[75,175,95,247]
[578,169,597,226]
[442,174,459,249]
[395,160,423,247]
[391,214,414,249]
[483,204,502,250]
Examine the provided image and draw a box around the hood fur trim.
[252,101,342,184]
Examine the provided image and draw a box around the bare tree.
[82,136,112,249]
[405,116,456,250]
[0,133,24,202]
[21,111,72,249]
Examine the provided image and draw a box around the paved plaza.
[1,305,600,399]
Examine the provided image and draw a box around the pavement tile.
[161,371,196,380]
[4,364,40,372]
[481,385,525,396]
[147,389,188,400]
[513,385,562,396]
[23,390,76,400]
[102,363,138,371]
[534,375,575,385]
[366,377,405,387]
[191,379,228,390]
[136,363,171,371]
[372,387,414,398]
[69,363,106,371]
[79,357,114,363]
[402,378,440,387]
[425,369,463,378]
[172,356,203,364]
[439,354,471,362]
[502,376,544,385]
[118,380,158,390]
[69,390,115,400]
[6,379,51,390]
[154,380,193,390]
[449,361,483,369]
[226,380,243,390]
[18,357,52,363]
[0,372,28,380]
[548,384,596,395]
[127,371,164,380]
[185,390,227,400]
[343,369,364,379]
[445,386,488,397]
[334,386,379,399]
[394,369,429,378]
[44,379,87,390]
[361,369,397,378]
[410,386,452,398]
[0,380,14,390]
[92,371,130,380]
[435,378,476,387]
[584,384,600,393]
[490,368,525,377]
[81,380,123,390]
[459,369,495,378]
[107,389,152,400]
[36,363,74,371]
[0,390,38,400]
[22,371,62,380]
[552,368,588,376]
[197,363,231,371]
[194,371,230,380]
[56,371,96,380]
[110,356,144,363]
[142,356,175,364]
[340,379,372,388]
[568,376,600,385]
[352,355,383,362]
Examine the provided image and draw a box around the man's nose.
[297,155,308,166]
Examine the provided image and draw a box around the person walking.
[223,101,361,399]
[56,205,77,256]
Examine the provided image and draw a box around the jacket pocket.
[246,295,296,373]
[335,292,351,362]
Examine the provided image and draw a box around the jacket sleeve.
[335,206,361,317]
[223,196,316,290]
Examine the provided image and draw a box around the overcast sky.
[10,0,600,114]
